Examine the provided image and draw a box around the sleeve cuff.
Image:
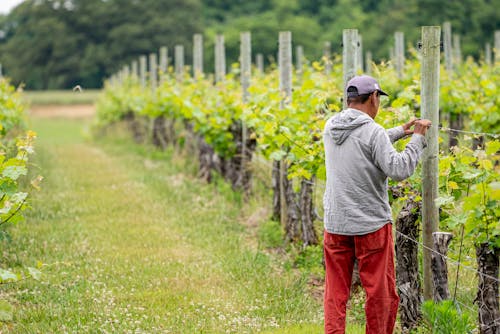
[411,133,428,149]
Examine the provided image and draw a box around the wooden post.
[365,51,373,75]
[256,53,264,73]
[193,34,203,80]
[241,32,251,103]
[139,55,147,88]
[215,34,226,84]
[159,46,168,83]
[357,35,364,73]
[421,26,441,301]
[131,60,138,80]
[240,31,252,193]
[395,32,405,79]
[0,63,3,77]
[149,53,158,91]
[323,41,332,75]
[123,65,130,79]
[343,29,359,108]
[279,31,292,230]
[296,45,304,82]
[175,45,184,83]
[432,232,453,302]
[495,30,500,64]
[443,22,453,72]
[485,43,492,66]
[453,34,462,67]
[279,31,292,109]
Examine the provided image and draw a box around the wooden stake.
[149,53,158,91]
[365,51,373,75]
[395,32,405,79]
[443,22,453,72]
[193,34,203,80]
[343,29,358,108]
[139,55,147,88]
[453,34,462,66]
[357,35,364,73]
[279,31,292,228]
[323,41,332,75]
[215,34,226,84]
[175,45,184,83]
[256,53,264,73]
[131,60,138,80]
[421,26,441,301]
[495,30,500,64]
[296,45,304,82]
[485,43,492,66]
[159,46,168,83]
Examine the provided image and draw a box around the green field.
[22,89,101,106]
[0,116,332,333]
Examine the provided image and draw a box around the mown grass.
[22,90,101,106]
[0,117,326,333]
[1,115,479,333]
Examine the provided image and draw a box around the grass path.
[0,116,325,333]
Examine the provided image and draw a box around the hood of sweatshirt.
[326,108,373,145]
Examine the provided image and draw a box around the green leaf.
[485,140,500,155]
[269,150,287,161]
[2,166,27,180]
[435,196,455,208]
[27,267,42,281]
[0,269,18,282]
[0,300,13,322]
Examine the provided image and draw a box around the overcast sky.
[0,0,25,14]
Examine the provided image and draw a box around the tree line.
[0,0,498,90]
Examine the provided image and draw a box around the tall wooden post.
[365,51,373,75]
[296,45,304,82]
[279,32,292,109]
[131,60,138,80]
[139,55,147,88]
[193,34,203,80]
[323,41,332,75]
[175,45,184,83]
[159,46,168,83]
[485,43,492,66]
[495,30,500,64]
[421,26,441,301]
[256,54,264,73]
[278,31,292,229]
[240,31,252,193]
[395,32,405,79]
[215,34,226,84]
[357,35,364,73]
[240,32,251,103]
[443,22,453,72]
[343,29,359,108]
[453,34,462,67]
[149,53,158,91]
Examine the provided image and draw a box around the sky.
[0,0,25,14]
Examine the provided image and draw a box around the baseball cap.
[346,75,388,97]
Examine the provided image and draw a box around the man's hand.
[413,119,432,135]
[402,119,417,136]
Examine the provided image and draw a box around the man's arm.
[372,120,431,181]
[387,119,417,143]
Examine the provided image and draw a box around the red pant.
[323,224,399,334]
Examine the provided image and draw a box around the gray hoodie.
[323,108,427,235]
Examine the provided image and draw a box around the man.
[322,75,431,334]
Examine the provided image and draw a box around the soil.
[29,104,95,118]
